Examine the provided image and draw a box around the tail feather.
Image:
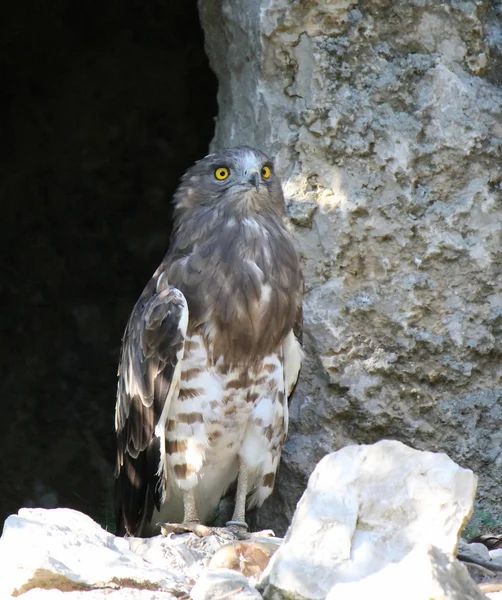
[115,438,161,536]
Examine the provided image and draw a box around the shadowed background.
[1,0,217,529]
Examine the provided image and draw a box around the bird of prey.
[115,146,303,537]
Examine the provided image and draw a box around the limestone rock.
[259,440,477,600]
[485,589,502,600]
[209,539,281,579]
[0,508,188,597]
[199,0,502,535]
[325,545,487,600]
[191,568,262,600]
[21,590,179,599]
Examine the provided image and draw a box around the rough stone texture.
[259,440,476,600]
[208,539,281,579]
[0,458,490,600]
[457,539,502,590]
[199,0,502,534]
[191,569,263,600]
[324,545,488,600]
[459,540,493,565]
[0,508,190,597]
[21,591,180,600]
[0,507,280,598]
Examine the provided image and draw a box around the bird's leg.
[159,473,271,540]
[226,460,249,530]
[226,461,276,539]
[159,488,212,537]
[182,487,200,523]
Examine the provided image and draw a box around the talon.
[158,521,212,537]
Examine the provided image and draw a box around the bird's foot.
[225,520,250,540]
[158,521,213,537]
[158,520,276,540]
[225,521,275,540]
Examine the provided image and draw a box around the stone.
[208,539,282,579]
[21,590,179,599]
[325,545,487,600]
[458,540,493,565]
[491,550,502,565]
[190,568,263,600]
[259,440,477,600]
[199,0,502,535]
[0,507,279,598]
[0,508,189,598]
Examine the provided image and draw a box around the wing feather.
[284,272,304,399]
[115,269,188,536]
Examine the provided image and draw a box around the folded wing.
[115,270,188,535]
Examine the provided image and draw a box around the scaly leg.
[226,460,249,529]
[159,489,212,537]
[182,487,200,523]
[226,464,274,538]
[159,476,273,539]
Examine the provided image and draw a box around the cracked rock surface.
[199,0,502,535]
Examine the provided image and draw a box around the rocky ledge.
[1,440,501,599]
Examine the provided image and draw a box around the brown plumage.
[115,146,303,537]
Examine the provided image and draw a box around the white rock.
[0,508,188,598]
[326,545,487,600]
[191,568,262,600]
[260,440,477,600]
[127,534,206,583]
[490,549,502,564]
[21,590,179,599]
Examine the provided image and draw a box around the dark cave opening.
[0,1,217,528]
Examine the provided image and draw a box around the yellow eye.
[215,167,230,180]
[261,165,271,179]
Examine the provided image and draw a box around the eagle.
[115,146,303,537]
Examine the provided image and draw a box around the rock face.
[259,440,477,599]
[191,569,263,600]
[199,0,502,533]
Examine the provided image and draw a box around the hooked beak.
[248,171,260,191]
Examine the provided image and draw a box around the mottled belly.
[164,334,285,490]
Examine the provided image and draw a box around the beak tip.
[250,173,260,190]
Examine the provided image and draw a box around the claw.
[158,521,213,537]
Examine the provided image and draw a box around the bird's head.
[173,146,285,217]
